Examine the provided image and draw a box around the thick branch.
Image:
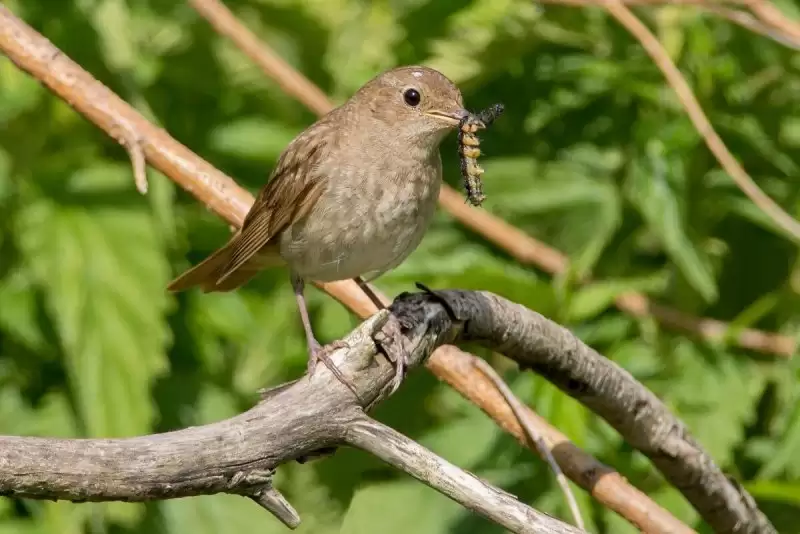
[407,290,774,534]
[0,305,587,534]
[0,313,391,504]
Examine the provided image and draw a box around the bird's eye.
[403,88,421,107]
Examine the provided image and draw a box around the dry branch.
[187,0,796,358]
[0,306,587,534]
[0,4,772,533]
[0,284,775,533]
[426,290,774,533]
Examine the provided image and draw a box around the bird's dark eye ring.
[403,88,421,107]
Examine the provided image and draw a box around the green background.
[2,0,800,532]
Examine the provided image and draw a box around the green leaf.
[626,140,718,302]
[161,494,289,534]
[659,341,764,466]
[0,57,43,123]
[341,479,466,534]
[0,269,47,352]
[780,116,800,147]
[209,118,299,162]
[0,148,11,208]
[323,2,403,96]
[0,392,78,438]
[565,273,669,323]
[757,395,800,480]
[426,0,543,84]
[746,480,800,506]
[17,163,170,438]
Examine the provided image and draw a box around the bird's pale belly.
[278,177,440,282]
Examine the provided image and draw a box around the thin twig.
[603,0,800,243]
[186,0,795,357]
[472,358,585,530]
[345,416,585,534]
[532,0,800,49]
[425,345,698,534]
[111,120,148,194]
[701,5,800,49]
[248,486,301,529]
[744,0,800,44]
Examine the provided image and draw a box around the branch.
[186,0,795,358]
[345,418,581,534]
[744,0,800,44]
[323,282,696,534]
[0,306,586,534]
[533,0,800,49]
[471,358,585,530]
[700,4,800,49]
[396,290,775,534]
[0,281,773,532]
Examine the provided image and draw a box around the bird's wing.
[214,132,330,284]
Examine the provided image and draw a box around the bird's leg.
[353,276,407,396]
[291,273,359,398]
[354,276,386,310]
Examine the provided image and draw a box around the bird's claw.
[308,340,360,400]
[374,318,410,400]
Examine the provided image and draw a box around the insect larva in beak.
[457,103,504,207]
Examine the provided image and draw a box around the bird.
[167,65,467,396]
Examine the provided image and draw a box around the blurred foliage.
[1,0,800,532]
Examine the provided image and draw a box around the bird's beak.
[424,108,469,125]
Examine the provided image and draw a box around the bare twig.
[744,0,800,44]
[700,5,800,49]
[249,486,301,529]
[533,0,800,49]
[472,358,585,530]
[345,417,583,534]
[603,0,800,243]
[185,0,795,357]
[111,120,148,194]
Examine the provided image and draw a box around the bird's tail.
[167,240,270,293]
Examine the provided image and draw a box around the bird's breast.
[279,160,441,282]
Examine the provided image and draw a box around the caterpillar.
[457,103,504,207]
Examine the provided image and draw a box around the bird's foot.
[307,339,360,400]
[373,318,410,401]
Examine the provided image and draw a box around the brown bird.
[168,65,467,394]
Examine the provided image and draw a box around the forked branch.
[0,288,775,533]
